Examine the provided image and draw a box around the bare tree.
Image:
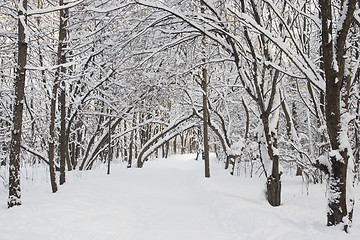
[319,0,358,231]
[8,0,28,208]
[57,0,68,185]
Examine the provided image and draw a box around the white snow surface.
[1,154,360,240]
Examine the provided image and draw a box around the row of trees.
[0,0,359,232]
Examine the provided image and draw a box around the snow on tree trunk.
[320,0,357,231]
[258,84,281,207]
[325,113,355,232]
[8,0,28,208]
[48,82,58,193]
[57,0,68,185]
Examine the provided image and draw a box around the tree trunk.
[59,82,66,185]
[180,133,186,154]
[73,123,82,169]
[107,117,112,175]
[128,118,136,168]
[128,138,133,168]
[202,67,210,178]
[320,0,357,231]
[173,135,177,154]
[48,82,58,193]
[201,3,210,178]
[164,141,169,158]
[241,97,249,140]
[267,173,281,207]
[356,99,359,179]
[224,155,230,170]
[8,0,28,208]
[262,116,281,207]
[57,0,68,185]
[123,120,128,163]
[324,79,353,231]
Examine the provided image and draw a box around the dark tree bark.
[320,0,357,231]
[201,2,210,178]
[356,99,360,178]
[57,0,68,185]
[59,84,66,185]
[128,138,133,168]
[262,114,281,207]
[241,97,249,140]
[163,141,169,158]
[128,118,137,168]
[107,117,112,175]
[48,82,58,193]
[123,120,128,163]
[180,133,186,154]
[202,68,210,178]
[173,135,177,154]
[8,0,28,208]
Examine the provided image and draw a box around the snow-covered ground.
[0,154,359,240]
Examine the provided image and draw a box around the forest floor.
[0,154,360,240]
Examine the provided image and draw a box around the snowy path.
[0,154,359,240]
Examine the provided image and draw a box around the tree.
[201,2,210,178]
[8,0,28,208]
[233,0,359,230]
[319,0,358,231]
[57,0,68,185]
